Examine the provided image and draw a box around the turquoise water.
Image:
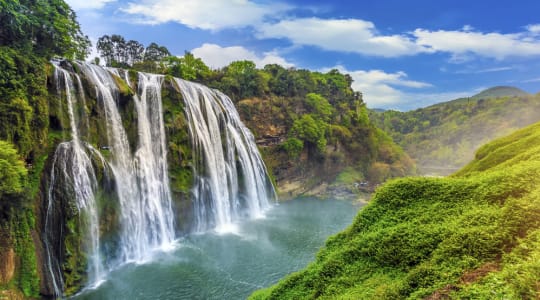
[72,198,361,299]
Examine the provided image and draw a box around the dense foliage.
[204,64,414,188]
[92,35,414,188]
[0,0,90,59]
[251,121,540,299]
[0,0,94,297]
[370,89,540,175]
[0,141,27,206]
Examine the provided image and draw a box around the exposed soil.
[424,261,500,299]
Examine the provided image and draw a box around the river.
[72,197,362,299]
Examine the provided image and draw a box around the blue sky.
[67,0,540,110]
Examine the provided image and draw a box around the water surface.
[73,198,362,299]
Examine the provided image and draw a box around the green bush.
[282,137,304,159]
[0,140,27,199]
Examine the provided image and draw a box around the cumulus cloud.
[413,28,540,60]
[526,24,540,34]
[255,17,540,60]
[122,0,290,29]
[328,66,481,110]
[191,43,294,69]
[118,1,540,61]
[66,0,115,10]
[257,18,428,57]
[327,66,431,107]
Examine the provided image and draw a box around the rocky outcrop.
[0,247,15,285]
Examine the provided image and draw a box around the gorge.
[41,61,276,297]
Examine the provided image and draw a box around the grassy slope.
[370,90,540,175]
[250,122,540,299]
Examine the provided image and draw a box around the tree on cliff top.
[0,0,91,59]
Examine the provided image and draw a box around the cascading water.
[44,61,275,296]
[175,79,276,232]
[131,72,175,255]
[44,64,105,296]
[76,63,175,262]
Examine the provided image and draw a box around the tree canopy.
[96,34,171,68]
[0,0,90,59]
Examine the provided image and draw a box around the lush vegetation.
[0,141,27,205]
[250,121,540,299]
[0,0,94,297]
[370,87,540,175]
[94,34,414,194]
[0,0,90,60]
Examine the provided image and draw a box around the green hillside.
[370,89,540,175]
[251,121,540,299]
[472,86,529,99]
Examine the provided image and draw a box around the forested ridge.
[370,87,540,175]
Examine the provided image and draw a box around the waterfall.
[76,63,175,262]
[44,61,276,296]
[44,64,105,296]
[175,79,276,232]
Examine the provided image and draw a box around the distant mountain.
[472,86,529,99]
[369,89,540,175]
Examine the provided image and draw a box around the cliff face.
[0,233,15,285]
[236,96,415,199]
[33,61,277,297]
[0,60,414,298]
[34,62,197,296]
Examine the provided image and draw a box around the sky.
[66,0,540,111]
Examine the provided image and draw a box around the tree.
[0,140,27,201]
[0,0,91,59]
[110,34,126,66]
[305,93,333,121]
[97,34,131,67]
[282,137,304,159]
[222,60,263,100]
[164,52,211,81]
[144,42,170,62]
[97,35,114,66]
[126,40,144,65]
[290,114,328,153]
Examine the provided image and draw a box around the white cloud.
[255,17,540,60]
[523,77,540,83]
[413,28,540,60]
[462,25,474,32]
[327,66,431,108]
[122,0,290,29]
[455,66,514,74]
[65,0,115,10]
[117,3,540,61]
[191,43,294,69]
[329,66,482,110]
[257,18,428,57]
[526,24,540,34]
